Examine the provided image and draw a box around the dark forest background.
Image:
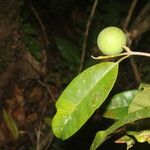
[0,0,149,149]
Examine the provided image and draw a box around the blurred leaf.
[22,23,37,35]
[0,128,5,141]
[128,83,150,113]
[54,37,80,65]
[143,72,150,82]
[90,107,150,150]
[52,62,118,140]
[3,109,19,139]
[44,117,52,126]
[142,65,150,72]
[23,35,42,61]
[103,90,138,120]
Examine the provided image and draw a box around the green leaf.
[115,130,150,149]
[54,37,80,64]
[23,35,42,61]
[23,23,37,35]
[103,90,138,120]
[115,135,135,150]
[44,117,52,126]
[127,130,150,143]
[3,109,19,139]
[90,107,150,150]
[52,62,119,140]
[128,83,150,113]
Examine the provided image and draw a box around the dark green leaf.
[23,23,37,35]
[52,62,118,140]
[54,37,80,64]
[44,117,52,126]
[23,35,41,60]
[103,90,138,120]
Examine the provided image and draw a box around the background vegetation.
[0,0,149,149]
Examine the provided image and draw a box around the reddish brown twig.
[130,15,150,40]
[30,5,49,47]
[123,0,138,30]
[125,1,150,84]
[132,2,150,27]
[79,0,99,73]
[37,79,55,102]
[123,0,141,83]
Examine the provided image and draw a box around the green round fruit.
[97,26,126,55]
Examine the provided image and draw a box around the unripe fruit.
[97,26,126,55]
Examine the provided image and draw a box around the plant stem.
[131,51,150,57]
[92,51,150,60]
[117,55,130,64]
[79,0,99,73]
[91,53,127,60]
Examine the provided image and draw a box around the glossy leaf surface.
[103,90,138,120]
[52,62,118,140]
[128,83,150,113]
